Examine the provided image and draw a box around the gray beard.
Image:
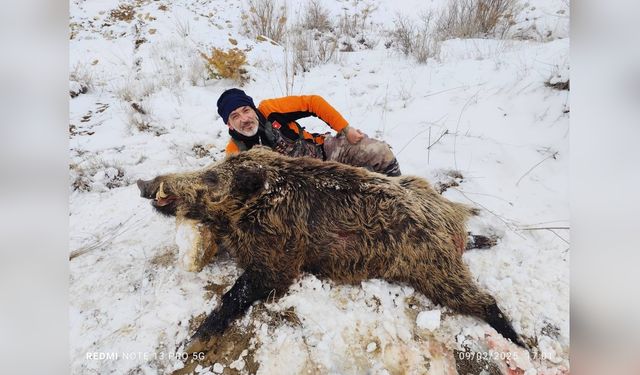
[236,123,259,137]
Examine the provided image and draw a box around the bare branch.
[395,114,447,156]
[453,92,478,170]
[70,216,143,260]
[515,151,559,186]
[427,126,431,164]
[427,129,449,150]
[519,226,569,231]
[452,187,526,239]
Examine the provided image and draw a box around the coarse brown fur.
[137,146,525,349]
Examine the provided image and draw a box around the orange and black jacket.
[225,95,349,155]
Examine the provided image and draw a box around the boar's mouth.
[151,181,179,212]
[137,179,179,215]
[153,194,178,207]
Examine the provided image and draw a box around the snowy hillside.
[69,0,570,373]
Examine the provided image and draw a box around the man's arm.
[258,95,348,132]
[259,95,364,144]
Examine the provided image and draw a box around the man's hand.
[345,126,365,144]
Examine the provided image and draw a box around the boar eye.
[203,171,219,186]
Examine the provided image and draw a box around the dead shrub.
[120,100,167,135]
[187,53,208,86]
[316,36,338,63]
[70,61,93,98]
[243,0,287,43]
[69,160,129,192]
[435,0,519,39]
[335,3,378,51]
[388,13,440,64]
[115,77,157,103]
[200,47,250,85]
[109,4,135,22]
[413,14,441,63]
[301,0,331,32]
[290,32,338,73]
[127,111,166,136]
[337,2,376,37]
[104,166,126,189]
[545,63,570,91]
[389,15,415,56]
[287,0,339,74]
[70,163,92,192]
[192,144,212,158]
[545,79,569,91]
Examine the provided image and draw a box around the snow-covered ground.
[69,0,570,373]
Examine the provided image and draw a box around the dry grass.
[337,2,377,38]
[243,0,288,43]
[545,79,569,91]
[115,76,157,103]
[387,0,520,63]
[290,32,338,73]
[388,13,440,64]
[284,0,341,75]
[288,0,378,72]
[334,2,379,51]
[109,3,135,22]
[70,61,93,97]
[192,144,212,158]
[435,0,520,39]
[69,158,129,192]
[70,216,143,260]
[545,65,570,91]
[128,107,150,131]
[300,0,331,32]
[389,15,415,56]
[200,47,250,85]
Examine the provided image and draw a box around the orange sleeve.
[257,95,349,133]
[225,140,240,156]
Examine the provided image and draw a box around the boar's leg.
[186,240,302,353]
[483,302,527,348]
[400,257,526,348]
[191,269,272,343]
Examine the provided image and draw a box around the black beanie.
[216,88,256,124]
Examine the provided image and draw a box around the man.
[216,88,401,176]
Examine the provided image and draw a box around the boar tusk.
[156,182,168,200]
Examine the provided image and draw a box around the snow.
[366,342,377,353]
[416,309,441,331]
[213,363,224,373]
[70,0,570,373]
[175,220,198,270]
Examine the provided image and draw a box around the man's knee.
[356,137,390,157]
[354,138,401,176]
[324,135,401,176]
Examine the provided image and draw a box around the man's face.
[228,105,259,137]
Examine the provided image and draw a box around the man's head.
[216,88,259,137]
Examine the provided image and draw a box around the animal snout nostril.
[137,179,152,198]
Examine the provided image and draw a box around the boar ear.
[232,166,267,196]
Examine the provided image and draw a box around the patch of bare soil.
[173,305,305,374]
[149,247,177,268]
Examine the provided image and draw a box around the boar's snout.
[137,179,155,199]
